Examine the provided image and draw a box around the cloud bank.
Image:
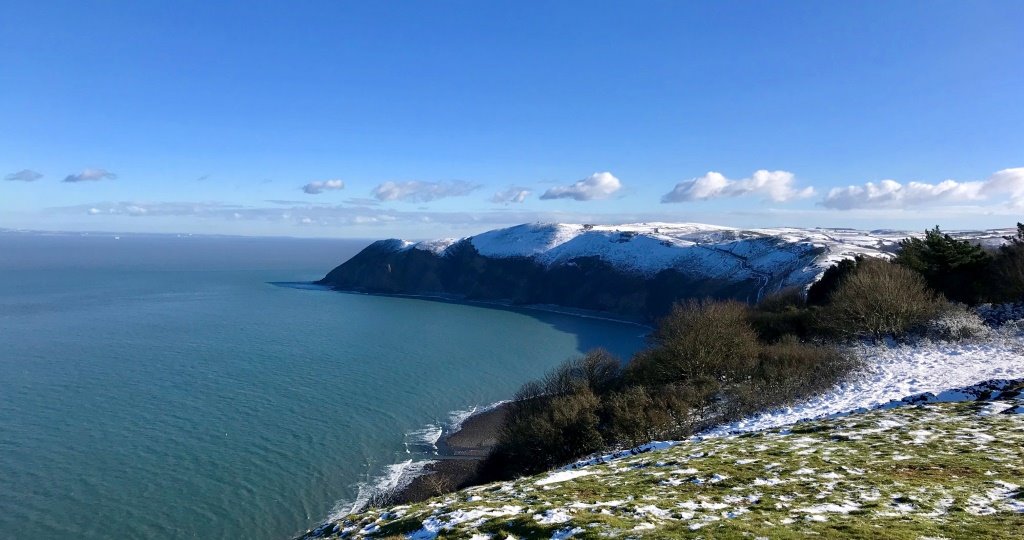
[662,170,814,203]
[821,167,1024,209]
[371,180,480,202]
[63,168,117,183]
[5,169,43,182]
[540,172,622,201]
[490,187,531,204]
[302,179,345,194]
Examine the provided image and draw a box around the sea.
[0,231,646,539]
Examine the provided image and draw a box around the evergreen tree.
[990,223,1024,301]
[895,226,991,304]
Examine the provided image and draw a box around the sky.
[2,1,1023,239]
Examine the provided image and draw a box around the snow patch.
[536,470,593,486]
[706,333,1024,436]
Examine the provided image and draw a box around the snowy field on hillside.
[705,327,1024,436]
[329,400,1024,540]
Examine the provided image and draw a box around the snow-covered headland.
[318,222,1013,321]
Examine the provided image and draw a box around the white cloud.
[821,167,1024,210]
[371,180,480,202]
[490,187,532,204]
[540,172,622,201]
[662,170,814,203]
[302,179,345,194]
[5,169,43,182]
[63,168,117,183]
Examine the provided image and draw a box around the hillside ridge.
[318,223,1012,320]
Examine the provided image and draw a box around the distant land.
[317,222,1013,321]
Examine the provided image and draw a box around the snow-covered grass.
[318,399,1024,539]
[705,327,1024,436]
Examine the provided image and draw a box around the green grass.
[322,401,1024,539]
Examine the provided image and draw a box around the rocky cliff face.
[319,238,766,320]
[317,222,1011,321]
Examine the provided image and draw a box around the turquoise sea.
[0,232,646,539]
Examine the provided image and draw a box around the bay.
[0,232,645,539]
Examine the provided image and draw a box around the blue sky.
[2,1,1022,238]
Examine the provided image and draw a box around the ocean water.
[0,232,646,539]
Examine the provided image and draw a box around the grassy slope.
[322,401,1023,539]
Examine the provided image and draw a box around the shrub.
[755,337,857,401]
[816,258,945,339]
[630,300,760,385]
[603,386,673,448]
[722,337,855,419]
[750,287,814,342]
[921,304,991,341]
[975,302,1024,326]
[806,257,861,306]
[484,387,604,478]
[542,348,622,396]
[651,382,710,434]
[895,226,991,304]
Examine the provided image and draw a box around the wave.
[327,459,435,519]
[447,400,508,433]
[403,424,443,454]
[326,400,509,519]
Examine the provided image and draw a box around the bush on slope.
[815,258,945,340]
[481,301,859,481]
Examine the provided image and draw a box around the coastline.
[306,283,655,329]
[282,282,651,538]
[388,403,509,504]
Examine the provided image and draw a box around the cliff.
[318,223,907,320]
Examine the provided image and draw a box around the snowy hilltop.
[318,222,1011,320]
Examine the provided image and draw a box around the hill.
[318,223,1010,320]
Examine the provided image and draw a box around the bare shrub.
[921,304,991,341]
[719,337,856,420]
[750,287,813,342]
[542,348,622,396]
[758,337,857,400]
[758,287,807,311]
[484,388,604,478]
[816,258,945,339]
[603,386,672,448]
[806,257,861,306]
[421,472,455,497]
[634,300,760,384]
